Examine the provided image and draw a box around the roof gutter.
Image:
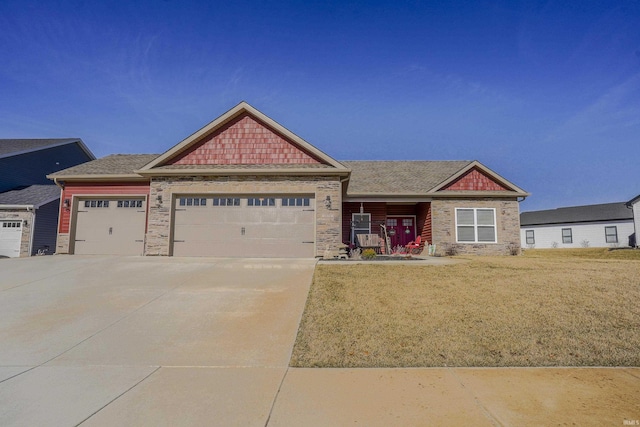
[0,205,34,210]
[46,174,150,182]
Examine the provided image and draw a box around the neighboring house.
[520,202,635,249]
[626,194,640,247]
[48,102,529,258]
[0,139,95,257]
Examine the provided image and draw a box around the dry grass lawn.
[290,249,640,367]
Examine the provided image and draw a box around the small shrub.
[551,241,559,248]
[444,244,459,256]
[361,249,377,259]
[350,248,362,260]
[581,240,590,248]
[508,242,520,256]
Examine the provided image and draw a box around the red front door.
[386,217,416,250]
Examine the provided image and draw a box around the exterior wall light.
[324,195,332,209]
[63,199,70,210]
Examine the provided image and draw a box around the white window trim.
[455,208,497,244]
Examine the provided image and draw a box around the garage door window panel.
[179,198,206,207]
[282,198,310,207]
[248,198,275,207]
[118,200,143,208]
[213,198,240,206]
[84,200,110,208]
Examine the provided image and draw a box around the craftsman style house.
[48,102,528,258]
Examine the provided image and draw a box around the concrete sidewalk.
[270,367,640,426]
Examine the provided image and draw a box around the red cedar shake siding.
[341,202,431,249]
[169,114,323,165]
[443,168,508,191]
[59,182,150,233]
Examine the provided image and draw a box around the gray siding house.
[520,202,635,249]
[0,139,95,257]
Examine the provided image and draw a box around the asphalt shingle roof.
[48,155,522,199]
[0,139,82,157]
[49,154,160,176]
[0,185,60,206]
[520,203,633,226]
[342,161,472,195]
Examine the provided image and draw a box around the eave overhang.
[345,190,527,200]
[46,174,150,182]
[135,167,350,177]
[0,204,34,210]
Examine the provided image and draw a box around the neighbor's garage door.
[173,196,315,257]
[74,198,146,255]
[0,220,22,258]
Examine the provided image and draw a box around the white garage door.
[173,196,315,258]
[74,198,146,255]
[0,221,22,258]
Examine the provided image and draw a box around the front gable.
[441,167,509,191]
[430,161,529,197]
[139,102,348,174]
[168,113,322,166]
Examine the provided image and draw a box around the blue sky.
[1,0,638,211]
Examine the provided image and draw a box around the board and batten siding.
[31,199,59,255]
[0,144,93,193]
[520,220,635,248]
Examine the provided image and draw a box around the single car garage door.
[173,195,315,257]
[0,220,22,258]
[74,198,146,255]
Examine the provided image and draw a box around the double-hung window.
[605,226,618,243]
[562,228,573,244]
[455,208,496,243]
[525,230,535,245]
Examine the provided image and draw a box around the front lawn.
[290,251,640,367]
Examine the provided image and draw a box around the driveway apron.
[0,256,316,426]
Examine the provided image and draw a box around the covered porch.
[341,202,431,254]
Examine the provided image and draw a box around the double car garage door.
[73,195,315,258]
[173,195,315,258]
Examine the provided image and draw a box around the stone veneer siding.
[146,175,342,257]
[0,209,34,257]
[431,198,521,255]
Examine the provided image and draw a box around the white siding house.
[626,194,640,248]
[520,202,635,249]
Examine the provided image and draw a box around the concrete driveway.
[0,255,316,426]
